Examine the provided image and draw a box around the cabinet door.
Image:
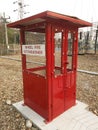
[64,30,77,110]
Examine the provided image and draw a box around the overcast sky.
[0,0,98,22]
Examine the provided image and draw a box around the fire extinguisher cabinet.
[8,11,92,122]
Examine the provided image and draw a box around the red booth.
[8,11,92,122]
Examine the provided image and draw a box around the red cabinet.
[8,11,92,122]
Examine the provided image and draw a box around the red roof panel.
[7,11,92,28]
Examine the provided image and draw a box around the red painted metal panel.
[28,66,46,72]
[46,11,92,27]
[23,71,48,119]
[52,76,65,118]
[64,71,76,110]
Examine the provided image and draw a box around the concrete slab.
[13,101,98,130]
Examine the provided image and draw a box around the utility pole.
[1,13,10,50]
[95,26,98,54]
[18,0,24,19]
[13,0,29,20]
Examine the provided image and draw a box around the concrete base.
[13,101,98,130]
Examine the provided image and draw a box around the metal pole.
[5,22,9,49]
[3,13,10,54]
[95,26,98,54]
[13,0,29,20]
[18,0,24,19]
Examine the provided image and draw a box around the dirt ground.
[0,54,98,130]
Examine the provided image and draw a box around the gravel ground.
[0,54,98,130]
[77,54,98,115]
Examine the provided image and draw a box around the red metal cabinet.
[8,11,92,122]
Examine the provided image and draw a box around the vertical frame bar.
[20,28,26,70]
[61,31,64,74]
[72,28,78,102]
[45,22,55,121]
[72,29,78,71]
[20,28,26,105]
[61,29,68,74]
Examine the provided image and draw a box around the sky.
[0,0,98,23]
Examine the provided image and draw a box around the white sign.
[22,44,45,56]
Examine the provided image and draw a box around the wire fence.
[0,44,20,55]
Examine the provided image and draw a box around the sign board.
[22,44,45,56]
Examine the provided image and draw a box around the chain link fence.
[0,44,20,55]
